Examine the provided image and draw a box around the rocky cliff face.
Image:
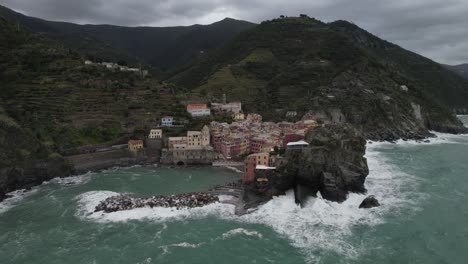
[0,156,73,202]
[243,124,369,207]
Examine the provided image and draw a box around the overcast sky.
[2,0,468,65]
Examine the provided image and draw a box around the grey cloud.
[2,0,468,64]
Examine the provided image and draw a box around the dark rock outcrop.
[0,156,73,202]
[359,195,380,209]
[243,124,369,208]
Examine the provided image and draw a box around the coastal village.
[125,96,316,185]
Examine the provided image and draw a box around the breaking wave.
[0,188,38,214]
[159,242,206,255]
[44,172,93,186]
[75,191,235,223]
[221,228,263,239]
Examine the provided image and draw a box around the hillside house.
[128,140,144,152]
[187,104,211,117]
[161,116,174,126]
[286,111,297,118]
[148,129,163,139]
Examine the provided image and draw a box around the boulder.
[359,195,380,209]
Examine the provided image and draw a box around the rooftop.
[256,165,276,170]
[187,104,208,110]
[287,140,309,146]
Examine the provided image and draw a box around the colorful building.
[187,131,202,148]
[233,112,245,120]
[168,137,187,149]
[187,104,211,117]
[242,154,257,184]
[249,137,268,153]
[148,129,163,139]
[246,113,262,123]
[161,116,174,126]
[242,153,271,184]
[201,125,210,146]
[128,140,144,152]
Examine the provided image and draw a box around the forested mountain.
[0,5,255,72]
[0,17,187,168]
[171,16,467,139]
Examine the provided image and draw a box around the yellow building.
[187,131,202,148]
[201,125,210,146]
[253,152,270,166]
[128,140,144,152]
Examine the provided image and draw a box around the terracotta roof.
[128,140,143,144]
[187,104,208,110]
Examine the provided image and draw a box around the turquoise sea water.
[1,116,468,264]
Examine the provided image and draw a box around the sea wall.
[65,149,147,174]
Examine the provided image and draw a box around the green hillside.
[171,16,466,139]
[0,17,188,166]
[330,21,468,113]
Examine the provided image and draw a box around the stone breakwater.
[94,192,219,213]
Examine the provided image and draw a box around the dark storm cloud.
[2,0,468,64]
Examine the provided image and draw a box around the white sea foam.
[221,228,263,239]
[74,147,415,262]
[367,131,468,149]
[44,172,94,186]
[232,148,423,262]
[223,166,243,173]
[1,172,93,214]
[74,139,446,262]
[75,191,235,223]
[159,242,205,255]
[0,188,38,214]
[218,195,235,202]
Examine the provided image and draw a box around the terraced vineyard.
[0,18,185,165]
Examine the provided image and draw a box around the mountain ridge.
[0,5,256,71]
[444,63,468,80]
[170,16,467,138]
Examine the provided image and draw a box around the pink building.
[250,137,268,153]
[242,155,257,184]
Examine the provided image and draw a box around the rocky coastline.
[243,124,370,209]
